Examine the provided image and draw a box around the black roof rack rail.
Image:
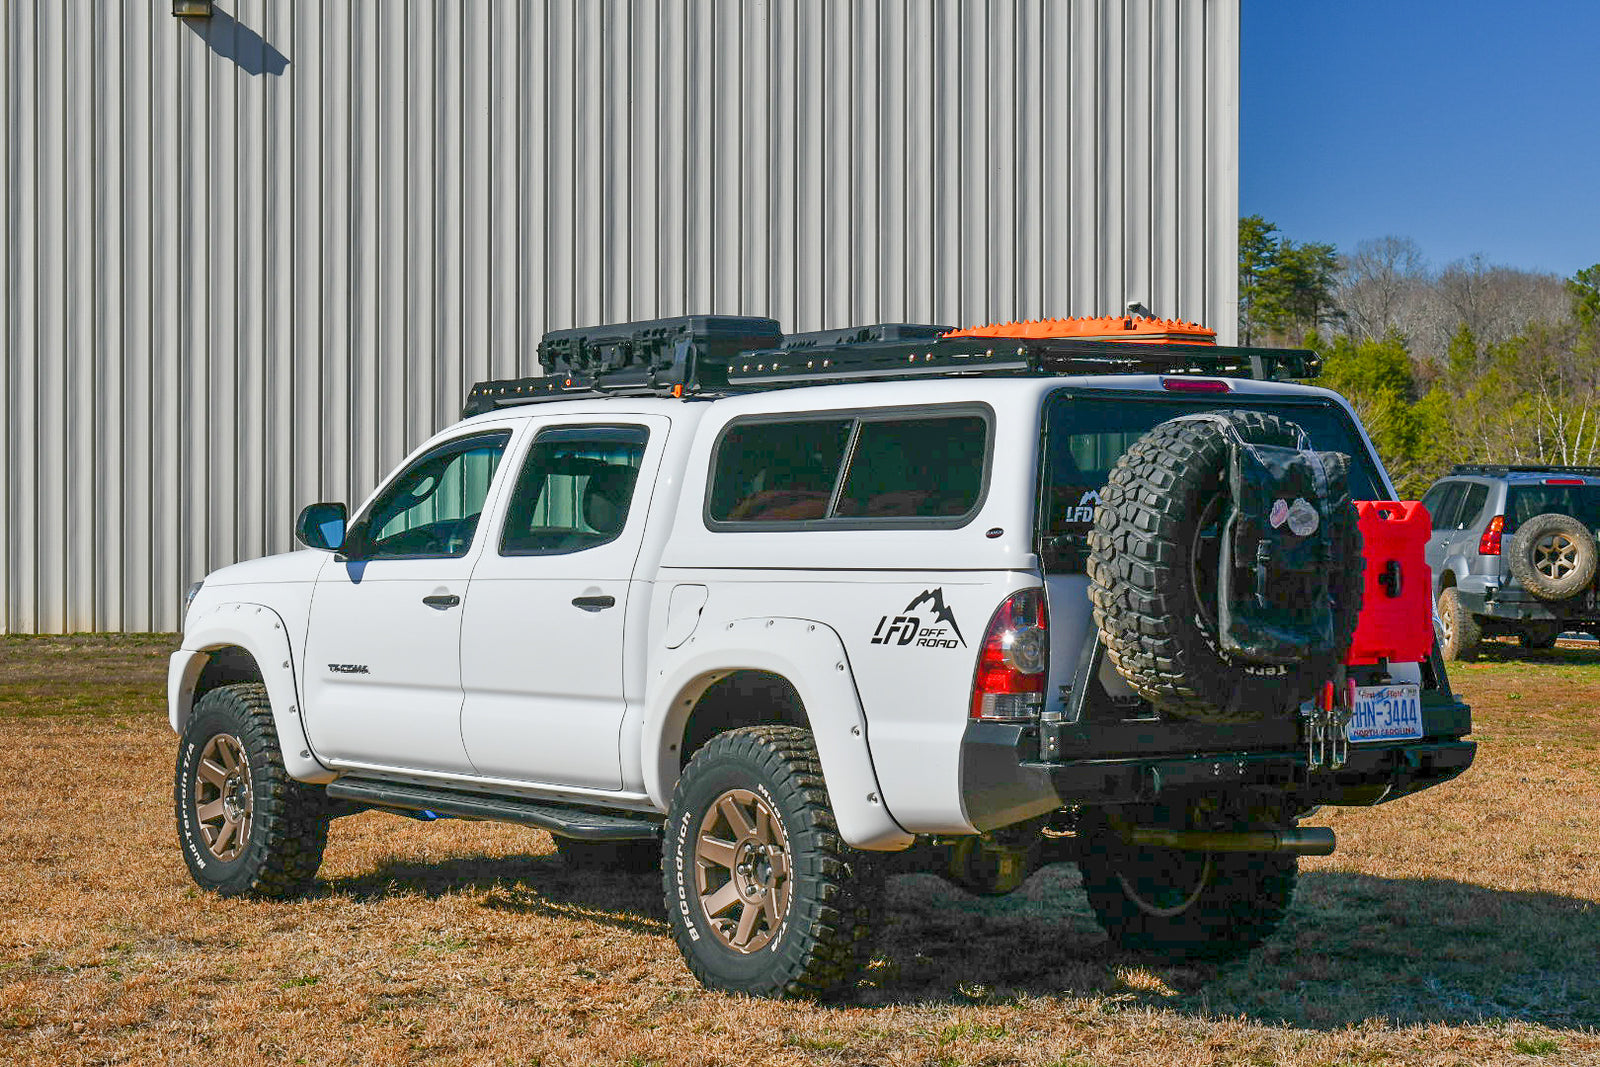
[1450,464,1600,477]
[461,315,1321,418]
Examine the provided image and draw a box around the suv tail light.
[970,588,1049,721]
[1478,514,1504,555]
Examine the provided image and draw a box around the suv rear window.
[1040,395,1384,573]
[708,411,988,526]
[1507,485,1600,529]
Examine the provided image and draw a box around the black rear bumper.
[1462,584,1600,625]
[959,719,1476,832]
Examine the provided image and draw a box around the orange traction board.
[942,315,1217,344]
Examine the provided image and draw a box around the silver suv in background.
[1422,464,1600,658]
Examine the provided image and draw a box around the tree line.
[1239,215,1600,496]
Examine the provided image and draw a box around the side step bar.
[326,777,662,842]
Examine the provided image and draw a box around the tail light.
[970,589,1049,721]
[1478,514,1504,555]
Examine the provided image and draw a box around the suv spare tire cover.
[1086,411,1363,724]
[1506,512,1599,601]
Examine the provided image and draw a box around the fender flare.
[642,616,913,851]
[168,601,335,784]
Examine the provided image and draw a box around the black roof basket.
[462,315,1321,418]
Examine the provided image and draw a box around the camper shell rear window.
[1039,392,1387,574]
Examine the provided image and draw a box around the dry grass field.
[1,634,1598,1066]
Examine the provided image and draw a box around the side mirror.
[295,502,348,551]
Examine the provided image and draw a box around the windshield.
[1039,393,1386,573]
[1506,485,1600,530]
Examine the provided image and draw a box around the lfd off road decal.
[1070,488,1099,523]
[870,588,966,648]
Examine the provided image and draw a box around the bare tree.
[1335,236,1428,341]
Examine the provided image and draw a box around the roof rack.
[1451,464,1600,477]
[462,315,1321,418]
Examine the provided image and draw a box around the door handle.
[571,594,616,611]
[422,594,461,609]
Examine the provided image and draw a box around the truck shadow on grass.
[321,851,1599,1030]
[868,865,1600,1029]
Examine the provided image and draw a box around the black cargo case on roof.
[538,315,783,392]
[461,313,1323,417]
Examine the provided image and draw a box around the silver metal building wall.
[1,0,1239,634]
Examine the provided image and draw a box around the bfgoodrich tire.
[174,683,330,898]
[1079,813,1297,960]
[1087,411,1362,723]
[1506,512,1599,601]
[1437,587,1482,661]
[662,726,879,999]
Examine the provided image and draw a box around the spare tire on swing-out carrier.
[1086,411,1364,724]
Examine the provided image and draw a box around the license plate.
[1345,683,1423,743]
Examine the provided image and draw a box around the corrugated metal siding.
[1,0,1238,634]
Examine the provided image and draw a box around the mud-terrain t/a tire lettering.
[174,683,330,898]
[662,726,879,999]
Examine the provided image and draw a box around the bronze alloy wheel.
[695,788,792,953]
[194,732,253,862]
[1534,532,1580,581]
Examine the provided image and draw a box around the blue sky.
[1242,0,1600,278]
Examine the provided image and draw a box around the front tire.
[662,726,879,999]
[174,683,330,898]
[1079,816,1297,959]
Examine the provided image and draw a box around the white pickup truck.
[168,315,1473,998]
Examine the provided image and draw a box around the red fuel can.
[1346,500,1435,665]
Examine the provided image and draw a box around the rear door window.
[499,425,650,555]
[708,409,989,527]
[1454,483,1489,530]
[1425,483,1466,531]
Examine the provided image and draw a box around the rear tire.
[1079,814,1297,960]
[554,835,661,874]
[1437,588,1482,661]
[662,726,879,999]
[173,683,330,898]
